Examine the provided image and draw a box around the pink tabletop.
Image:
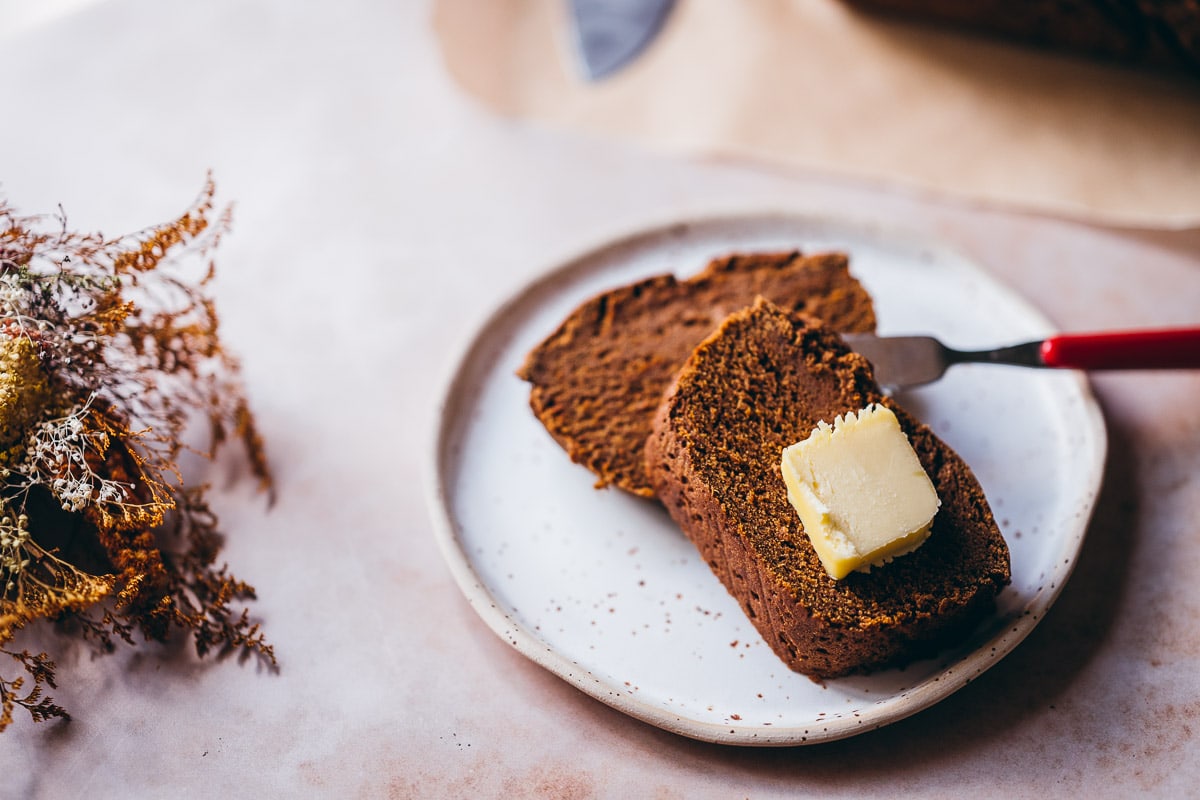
[0,1,1197,797]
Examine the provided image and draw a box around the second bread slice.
[517,251,876,498]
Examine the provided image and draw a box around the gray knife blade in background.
[568,0,675,80]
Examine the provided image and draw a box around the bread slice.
[645,299,1010,678]
[517,251,877,498]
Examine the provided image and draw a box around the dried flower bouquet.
[0,177,272,730]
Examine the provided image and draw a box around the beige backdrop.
[435,0,1200,229]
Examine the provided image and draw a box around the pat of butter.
[780,404,940,580]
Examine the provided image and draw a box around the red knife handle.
[1040,327,1200,370]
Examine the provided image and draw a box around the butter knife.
[844,327,1200,390]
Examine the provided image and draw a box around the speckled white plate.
[426,214,1106,746]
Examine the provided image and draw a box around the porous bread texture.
[517,251,876,498]
[645,299,1011,678]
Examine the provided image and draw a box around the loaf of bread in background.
[843,0,1200,74]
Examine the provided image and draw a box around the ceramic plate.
[426,214,1106,746]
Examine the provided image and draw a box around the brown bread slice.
[645,299,1011,678]
[517,251,876,498]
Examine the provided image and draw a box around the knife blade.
[567,0,675,81]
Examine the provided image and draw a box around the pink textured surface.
[0,0,1197,796]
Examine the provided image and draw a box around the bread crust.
[645,300,1011,678]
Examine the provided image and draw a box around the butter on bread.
[781,403,940,580]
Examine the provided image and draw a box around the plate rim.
[424,210,1108,746]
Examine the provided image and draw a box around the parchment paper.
[434,0,1200,229]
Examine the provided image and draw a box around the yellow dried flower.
[0,337,50,450]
